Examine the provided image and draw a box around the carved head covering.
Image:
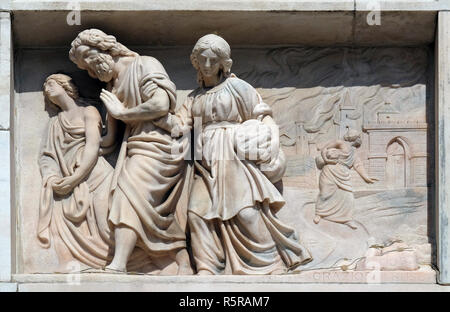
[190,34,233,86]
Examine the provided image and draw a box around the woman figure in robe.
[314,129,377,229]
[156,34,312,275]
[38,74,113,271]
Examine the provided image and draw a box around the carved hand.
[47,176,61,187]
[52,175,80,196]
[100,89,124,119]
[365,177,379,184]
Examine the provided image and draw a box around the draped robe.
[159,75,312,274]
[38,111,113,268]
[108,56,189,269]
[316,146,356,223]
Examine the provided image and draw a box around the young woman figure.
[38,74,113,271]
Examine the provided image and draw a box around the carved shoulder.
[139,55,167,74]
[228,76,256,95]
[83,106,102,124]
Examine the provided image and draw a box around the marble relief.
[38,73,113,272]
[33,29,432,275]
[314,129,377,230]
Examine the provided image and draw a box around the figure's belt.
[203,121,239,131]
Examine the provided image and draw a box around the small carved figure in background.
[314,129,377,229]
[38,74,113,271]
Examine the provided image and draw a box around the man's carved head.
[69,29,135,82]
[190,34,233,87]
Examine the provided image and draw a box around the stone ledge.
[0,12,10,131]
[13,267,437,285]
[0,1,355,12]
[0,131,10,282]
[0,283,17,292]
[355,0,450,11]
[11,10,438,47]
[15,282,446,292]
[2,0,450,12]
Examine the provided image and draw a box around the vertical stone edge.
[437,11,450,284]
[0,11,12,283]
[0,11,9,131]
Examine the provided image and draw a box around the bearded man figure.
[69,29,192,274]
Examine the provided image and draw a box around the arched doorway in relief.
[385,137,412,188]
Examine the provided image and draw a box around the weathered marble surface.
[0,283,16,292]
[0,131,11,280]
[15,282,446,292]
[12,270,437,286]
[437,11,450,285]
[0,12,11,130]
[3,0,450,12]
[0,12,11,282]
[10,7,440,47]
[15,43,434,274]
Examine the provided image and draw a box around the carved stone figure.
[157,34,312,275]
[69,29,192,274]
[314,129,377,229]
[38,74,113,271]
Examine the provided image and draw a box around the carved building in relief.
[363,102,428,188]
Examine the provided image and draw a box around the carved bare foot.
[105,226,136,274]
[313,215,321,224]
[104,263,127,273]
[344,220,358,230]
[197,269,214,275]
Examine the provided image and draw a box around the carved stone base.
[13,266,436,289]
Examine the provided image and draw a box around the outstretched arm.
[100,88,170,122]
[353,156,377,184]
[153,95,194,137]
